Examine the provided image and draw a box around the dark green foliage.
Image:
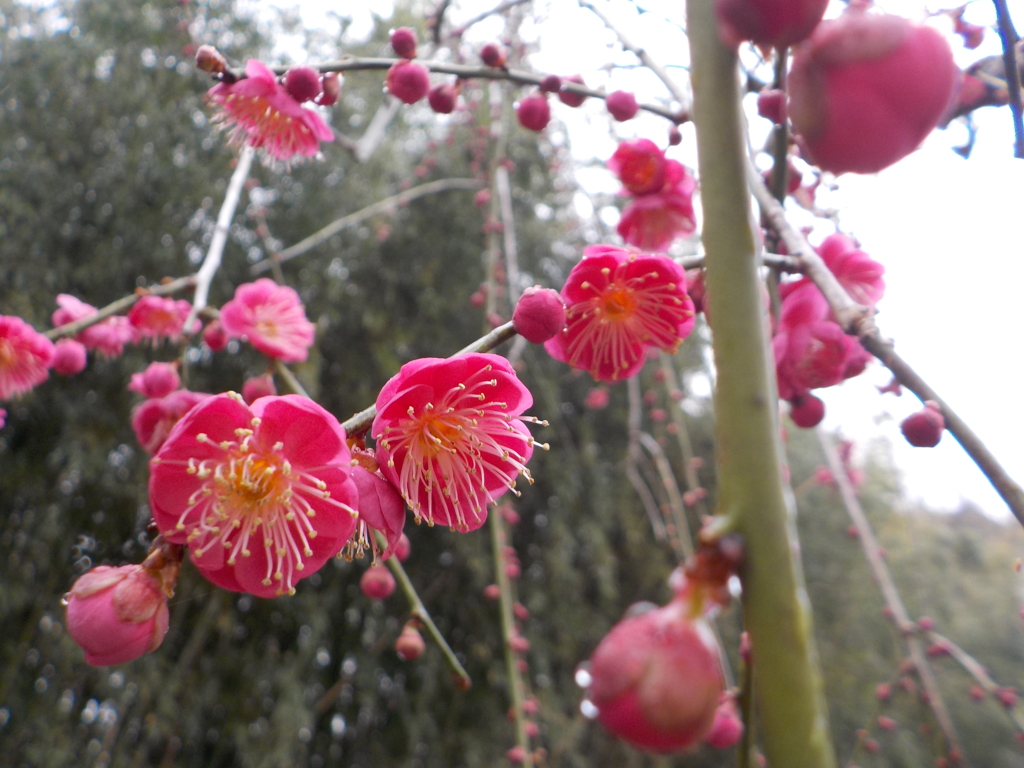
[2,1,1024,767]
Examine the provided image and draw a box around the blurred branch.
[627,376,671,544]
[45,275,197,341]
[658,353,710,520]
[187,144,254,330]
[375,530,472,690]
[992,0,1024,157]
[446,0,532,38]
[638,431,693,558]
[578,0,691,116]
[251,178,483,274]
[817,430,966,764]
[752,172,1024,527]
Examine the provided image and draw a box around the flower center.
[0,339,14,368]
[601,286,636,320]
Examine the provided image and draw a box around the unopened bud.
[195,45,227,74]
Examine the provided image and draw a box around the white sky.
[266,0,1024,518]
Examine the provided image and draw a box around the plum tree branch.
[751,172,1024,527]
[992,0,1024,158]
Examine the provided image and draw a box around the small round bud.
[480,42,506,67]
[318,73,342,106]
[789,394,825,428]
[668,126,682,145]
[195,45,227,74]
[395,624,426,660]
[506,746,526,765]
[129,362,180,399]
[559,75,587,107]
[394,533,411,562]
[900,402,944,447]
[757,89,787,124]
[390,27,418,59]
[877,716,897,731]
[360,565,396,600]
[875,683,892,701]
[917,616,935,631]
[517,94,551,131]
[969,685,985,702]
[513,286,565,343]
[704,697,744,749]
[428,83,457,114]
[484,584,501,600]
[242,373,277,405]
[386,60,430,104]
[202,319,229,351]
[606,90,639,121]
[53,339,88,376]
[998,687,1018,708]
[284,66,322,103]
[540,74,562,93]
[584,387,609,410]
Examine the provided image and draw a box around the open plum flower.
[545,246,695,382]
[219,279,317,363]
[372,354,537,533]
[0,316,56,400]
[52,294,137,359]
[616,159,697,252]
[208,59,334,161]
[149,393,359,597]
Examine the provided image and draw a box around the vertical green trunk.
[686,1,836,765]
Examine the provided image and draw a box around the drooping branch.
[751,172,1024,526]
[817,430,966,763]
[446,0,532,39]
[250,178,483,275]
[687,0,836,763]
[992,0,1024,158]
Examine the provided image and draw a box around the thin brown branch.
[45,275,197,341]
[447,0,532,38]
[752,171,1024,526]
[658,352,710,520]
[627,377,673,546]
[225,57,684,122]
[578,0,691,117]
[817,431,967,763]
[251,178,483,274]
[992,0,1024,158]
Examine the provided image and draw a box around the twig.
[925,629,1024,735]
[495,164,522,303]
[226,57,685,123]
[657,353,709,520]
[340,322,519,438]
[578,0,691,116]
[273,359,309,398]
[45,275,197,341]
[992,0,1024,158]
[627,376,671,543]
[751,171,1024,526]
[430,0,453,45]
[251,178,483,274]
[817,430,967,763]
[374,530,472,690]
[638,431,693,558]
[490,512,534,767]
[187,144,255,331]
[447,0,532,38]
[354,98,402,164]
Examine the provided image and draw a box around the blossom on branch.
[132,389,211,454]
[0,316,56,400]
[208,60,333,161]
[219,279,317,362]
[128,295,194,344]
[52,294,137,358]
[372,354,537,533]
[149,393,360,597]
[544,246,695,382]
[617,161,697,252]
[607,139,667,196]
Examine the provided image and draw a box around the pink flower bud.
[428,83,458,114]
[395,624,426,660]
[969,685,985,702]
[999,687,1018,708]
[540,74,562,93]
[284,66,322,103]
[386,60,430,104]
[480,42,506,67]
[484,584,501,600]
[513,602,530,620]
[900,402,944,447]
[506,746,526,765]
[390,27,418,59]
[586,598,723,752]
[585,387,610,410]
[876,683,892,701]
[559,75,587,107]
[53,339,88,376]
[878,716,898,731]
[202,319,229,351]
[606,90,639,122]
[517,93,551,132]
[757,89,787,124]
[788,11,958,175]
[66,565,170,666]
[513,286,565,343]
[704,697,744,749]
[715,0,829,48]
[668,126,682,146]
[360,565,396,600]
[129,362,181,399]
[319,73,342,106]
[241,373,277,404]
[195,45,227,74]
[917,616,935,631]
[394,533,411,562]
[789,393,825,428]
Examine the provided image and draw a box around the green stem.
[686,1,835,765]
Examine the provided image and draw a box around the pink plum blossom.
[208,60,334,161]
[818,233,885,307]
[241,373,277,404]
[219,279,317,363]
[545,246,695,382]
[0,316,56,400]
[127,296,194,344]
[149,394,360,597]
[372,354,536,533]
[608,139,667,196]
[52,339,88,376]
[348,460,407,559]
[53,294,137,358]
[617,161,697,252]
[129,362,181,399]
[132,389,211,454]
[65,564,170,666]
